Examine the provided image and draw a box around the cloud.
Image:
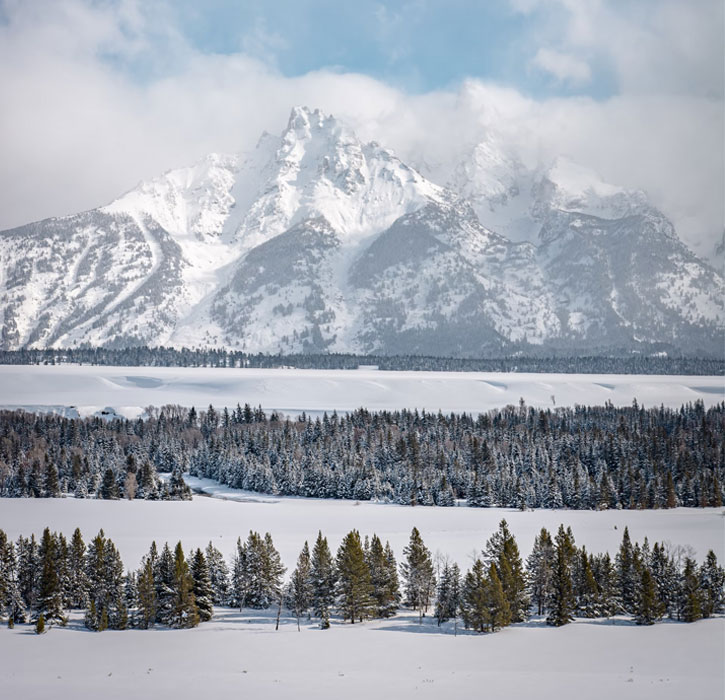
[0,0,721,262]
[530,48,591,85]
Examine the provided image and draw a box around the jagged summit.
[0,108,722,355]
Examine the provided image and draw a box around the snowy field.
[2,491,724,570]
[0,364,722,418]
[1,494,724,699]
[2,608,723,700]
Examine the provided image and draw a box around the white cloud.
[0,0,721,262]
[530,48,591,85]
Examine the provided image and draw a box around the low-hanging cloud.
[0,0,722,262]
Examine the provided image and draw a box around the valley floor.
[2,493,724,698]
[1,607,722,700]
[0,364,722,419]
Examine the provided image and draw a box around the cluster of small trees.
[0,528,211,632]
[2,522,721,636]
[2,400,722,510]
[3,347,721,376]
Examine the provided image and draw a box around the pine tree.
[310,531,336,624]
[171,542,198,628]
[205,542,230,605]
[435,561,462,626]
[136,556,156,629]
[365,535,400,618]
[485,519,528,622]
[335,530,374,623]
[461,558,487,632]
[35,613,45,634]
[154,543,176,624]
[286,542,313,630]
[67,528,88,609]
[679,557,703,623]
[577,554,601,618]
[400,527,436,622]
[615,527,638,613]
[100,468,120,500]
[634,566,663,625]
[699,550,725,618]
[36,528,65,625]
[546,525,576,627]
[526,528,555,616]
[485,563,511,632]
[190,549,214,622]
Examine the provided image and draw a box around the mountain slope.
[0,107,722,355]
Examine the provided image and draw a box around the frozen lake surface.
[0,364,722,418]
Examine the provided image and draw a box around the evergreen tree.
[205,542,230,606]
[577,553,601,618]
[310,531,336,624]
[36,528,65,625]
[699,550,725,618]
[461,558,488,632]
[67,528,88,609]
[484,519,528,622]
[634,566,663,625]
[190,549,214,622]
[154,543,176,624]
[400,527,436,622]
[679,557,703,622]
[335,530,374,623]
[365,535,400,618]
[435,560,462,626]
[546,525,576,627]
[136,555,156,629]
[100,468,120,500]
[286,542,313,629]
[615,527,638,613]
[526,528,555,616]
[171,542,198,628]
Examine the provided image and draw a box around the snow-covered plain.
[1,495,724,699]
[0,364,722,419]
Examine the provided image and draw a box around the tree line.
[1,522,722,635]
[2,400,722,509]
[1,347,722,375]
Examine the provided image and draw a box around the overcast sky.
[0,0,722,259]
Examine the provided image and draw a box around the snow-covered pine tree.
[204,542,230,606]
[190,548,214,622]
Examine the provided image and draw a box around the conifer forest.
[1,400,722,509]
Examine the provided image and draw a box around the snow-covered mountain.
[0,107,722,355]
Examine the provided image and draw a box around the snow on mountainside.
[0,107,722,355]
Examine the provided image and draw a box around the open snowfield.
[1,607,723,700]
[2,491,724,570]
[0,364,722,418]
[1,495,724,699]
